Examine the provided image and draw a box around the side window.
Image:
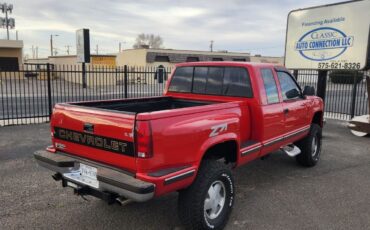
[186,57,199,62]
[223,67,252,97]
[168,67,193,92]
[277,71,301,100]
[261,68,279,104]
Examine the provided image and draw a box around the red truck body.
[39,62,323,199]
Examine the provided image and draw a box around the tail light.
[135,121,153,158]
[46,145,56,153]
[48,126,56,153]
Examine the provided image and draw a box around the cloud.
[10,0,342,58]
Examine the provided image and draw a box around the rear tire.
[296,124,322,167]
[178,160,234,230]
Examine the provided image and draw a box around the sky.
[8,0,345,58]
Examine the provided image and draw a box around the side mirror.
[303,86,315,96]
[285,88,300,99]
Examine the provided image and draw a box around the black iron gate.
[0,64,171,126]
[295,69,369,120]
[0,64,369,126]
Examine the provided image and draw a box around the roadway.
[0,80,368,120]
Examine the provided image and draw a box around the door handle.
[284,108,289,114]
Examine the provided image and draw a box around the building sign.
[285,0,370,70]
[76,29,90,63]
[91,56,116,67]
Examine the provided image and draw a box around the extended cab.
[34,62,323,230]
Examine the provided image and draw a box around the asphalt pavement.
[1,120,370,230]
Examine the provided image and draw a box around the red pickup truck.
[34,62,323,230]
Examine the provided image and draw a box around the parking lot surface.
[1,120,370,230]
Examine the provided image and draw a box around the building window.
[154,55,170,62]
[233,58,246,62]
[186,57,199,62]
[0,57,19,71]
[212,57,223,61]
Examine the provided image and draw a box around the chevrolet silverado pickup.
[34,62,324,230]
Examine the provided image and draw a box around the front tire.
[296,124,322,167]
[178,160,234,230]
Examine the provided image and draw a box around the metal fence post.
[350,71,358,118]
[293,69,299,80]
[124,65,128,98]
[82,62,87,90]
[317,70,328,103]
[46,63,52,119]
[367,76,370,114]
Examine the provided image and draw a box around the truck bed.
[68,97,214,113]
[51,96,233,171]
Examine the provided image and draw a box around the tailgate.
[51,104,136,173]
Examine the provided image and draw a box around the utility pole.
[31,45,35,59]
[0,3,15,40]
[65,45,71,55]
[50,34,59,56]
[95,44,99,55]
[50,35,52,56]
[119,41,126,52]
[210,40,214,52]
[36,46,38,58]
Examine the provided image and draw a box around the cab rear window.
[169,66,253,98]
[168,67,193,92]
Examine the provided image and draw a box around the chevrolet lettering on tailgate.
[54,127,134,156]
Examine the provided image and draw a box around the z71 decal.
[210,123,228,137]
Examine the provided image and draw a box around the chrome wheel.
[204,180,226,220]
[311,135,318,157]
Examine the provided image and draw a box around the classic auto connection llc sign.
[285,0,370,70]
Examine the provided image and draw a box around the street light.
[50,34,59,56]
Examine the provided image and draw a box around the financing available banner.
[285,0,370,70]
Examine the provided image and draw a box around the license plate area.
[63,163,99,189]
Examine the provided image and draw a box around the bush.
[329,70,363,84]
